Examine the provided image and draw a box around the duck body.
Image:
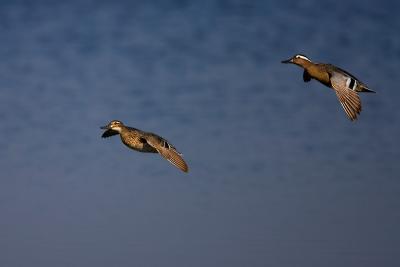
[118,126,158,153]
[282,54,375,121]
[101,120,189,173]
[306,63,374,93]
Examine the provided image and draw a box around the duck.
[281,54,375,121]
[100,120,189,173]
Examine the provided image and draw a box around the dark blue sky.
[0,1,399,266]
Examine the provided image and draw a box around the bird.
[100,120,189,173]
[281,54,375,121]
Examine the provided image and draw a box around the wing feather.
[145,134,189,173]
[330,73,362,121]
[102,129,119,138]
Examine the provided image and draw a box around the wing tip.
[181,165,189,173]
[159,148,189,173]
[172,154,189,173]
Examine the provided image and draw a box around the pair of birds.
[101,54,375,172]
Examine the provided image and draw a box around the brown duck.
[282,54,375,121]
[101,120,189,173]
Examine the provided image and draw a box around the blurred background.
[0,0,399,266]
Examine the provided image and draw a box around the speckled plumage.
[282,54,375,121]
[101,120,189,173]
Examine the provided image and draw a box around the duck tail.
[360,84,376,93]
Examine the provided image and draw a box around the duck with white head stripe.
[282,54,375,121]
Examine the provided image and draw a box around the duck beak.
[100,125,109,130]
[281,58,293,64]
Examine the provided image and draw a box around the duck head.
[281,54,312,67]
[100,120,124,133]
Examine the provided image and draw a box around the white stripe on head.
[295,54,311,62]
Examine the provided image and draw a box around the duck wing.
[328,65,375,93]
[328,64,360,81]
[330,72,362,121]
[144,134,189,173]
[303,70,311,82]
[101,129,119,138]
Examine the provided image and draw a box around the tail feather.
[360,85,376,93]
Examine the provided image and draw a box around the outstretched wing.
[303,70,311,82]
[330,65,361,81]
[145,134,189,173]
[102,129,119,138]
[330,72,362,121]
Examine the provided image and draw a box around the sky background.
[0,0,399,266]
